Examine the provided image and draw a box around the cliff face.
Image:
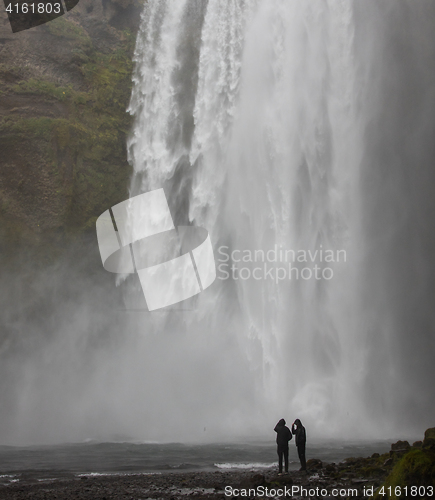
[0,0,144,256]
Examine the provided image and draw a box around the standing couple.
[274,418,306,474]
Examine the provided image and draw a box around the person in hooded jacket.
[274,418,292,474]
[291,419,306,471]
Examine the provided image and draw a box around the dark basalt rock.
[306,458,323,469]
[391,440,411,452]
[248,474,266,487]
[423,427,435,449]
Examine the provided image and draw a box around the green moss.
[0,116,54,139]
[360,466,385,478]
[12,78,78,101]
[0,64,24,91]
[0,14,139,256]
[373,449,435,499]
[46,16,92,49]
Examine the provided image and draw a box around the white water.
[2,0,434,446]
[126,0,369,439]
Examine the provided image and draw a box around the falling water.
[1,0,435,446]
[126,0,367,438]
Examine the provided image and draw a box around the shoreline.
[0,431,433,499]
[0,467,380,500]
[0,454,397,500]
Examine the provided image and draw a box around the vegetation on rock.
[373,428,435,499]
[0,2,141,258]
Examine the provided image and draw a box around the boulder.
[249,474,266,487]
[273,474,293,486]
[391,440,411,452]
[306,458,323,469]
[423,427,435,449]
[239,473,267,489]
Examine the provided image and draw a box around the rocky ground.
[0,466,384,500]
[0,429,433,500]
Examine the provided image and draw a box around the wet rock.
[391,440,411,452]
[273,475,293,486]
[351,478,369,484]
[390,440,411,459]
[423,427,435,449]
[383,458,393,467]
[238,472,269,490]
[306,458,323,469]
[249,474,266,487]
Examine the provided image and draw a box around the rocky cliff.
[0,0,144,258]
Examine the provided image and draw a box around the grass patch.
[12,78,76,101]
[373,449,435,499]
[46,16,92,48]
[0,116,54,139]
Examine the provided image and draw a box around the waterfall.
[126,0,370,439]
[2,0,434,445]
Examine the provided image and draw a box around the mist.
[1,0,434,446]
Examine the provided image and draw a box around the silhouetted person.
[291,419,306,471]
[274,418,292,474]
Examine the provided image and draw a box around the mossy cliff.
[372,428,435,499]
[0,0,144,259]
